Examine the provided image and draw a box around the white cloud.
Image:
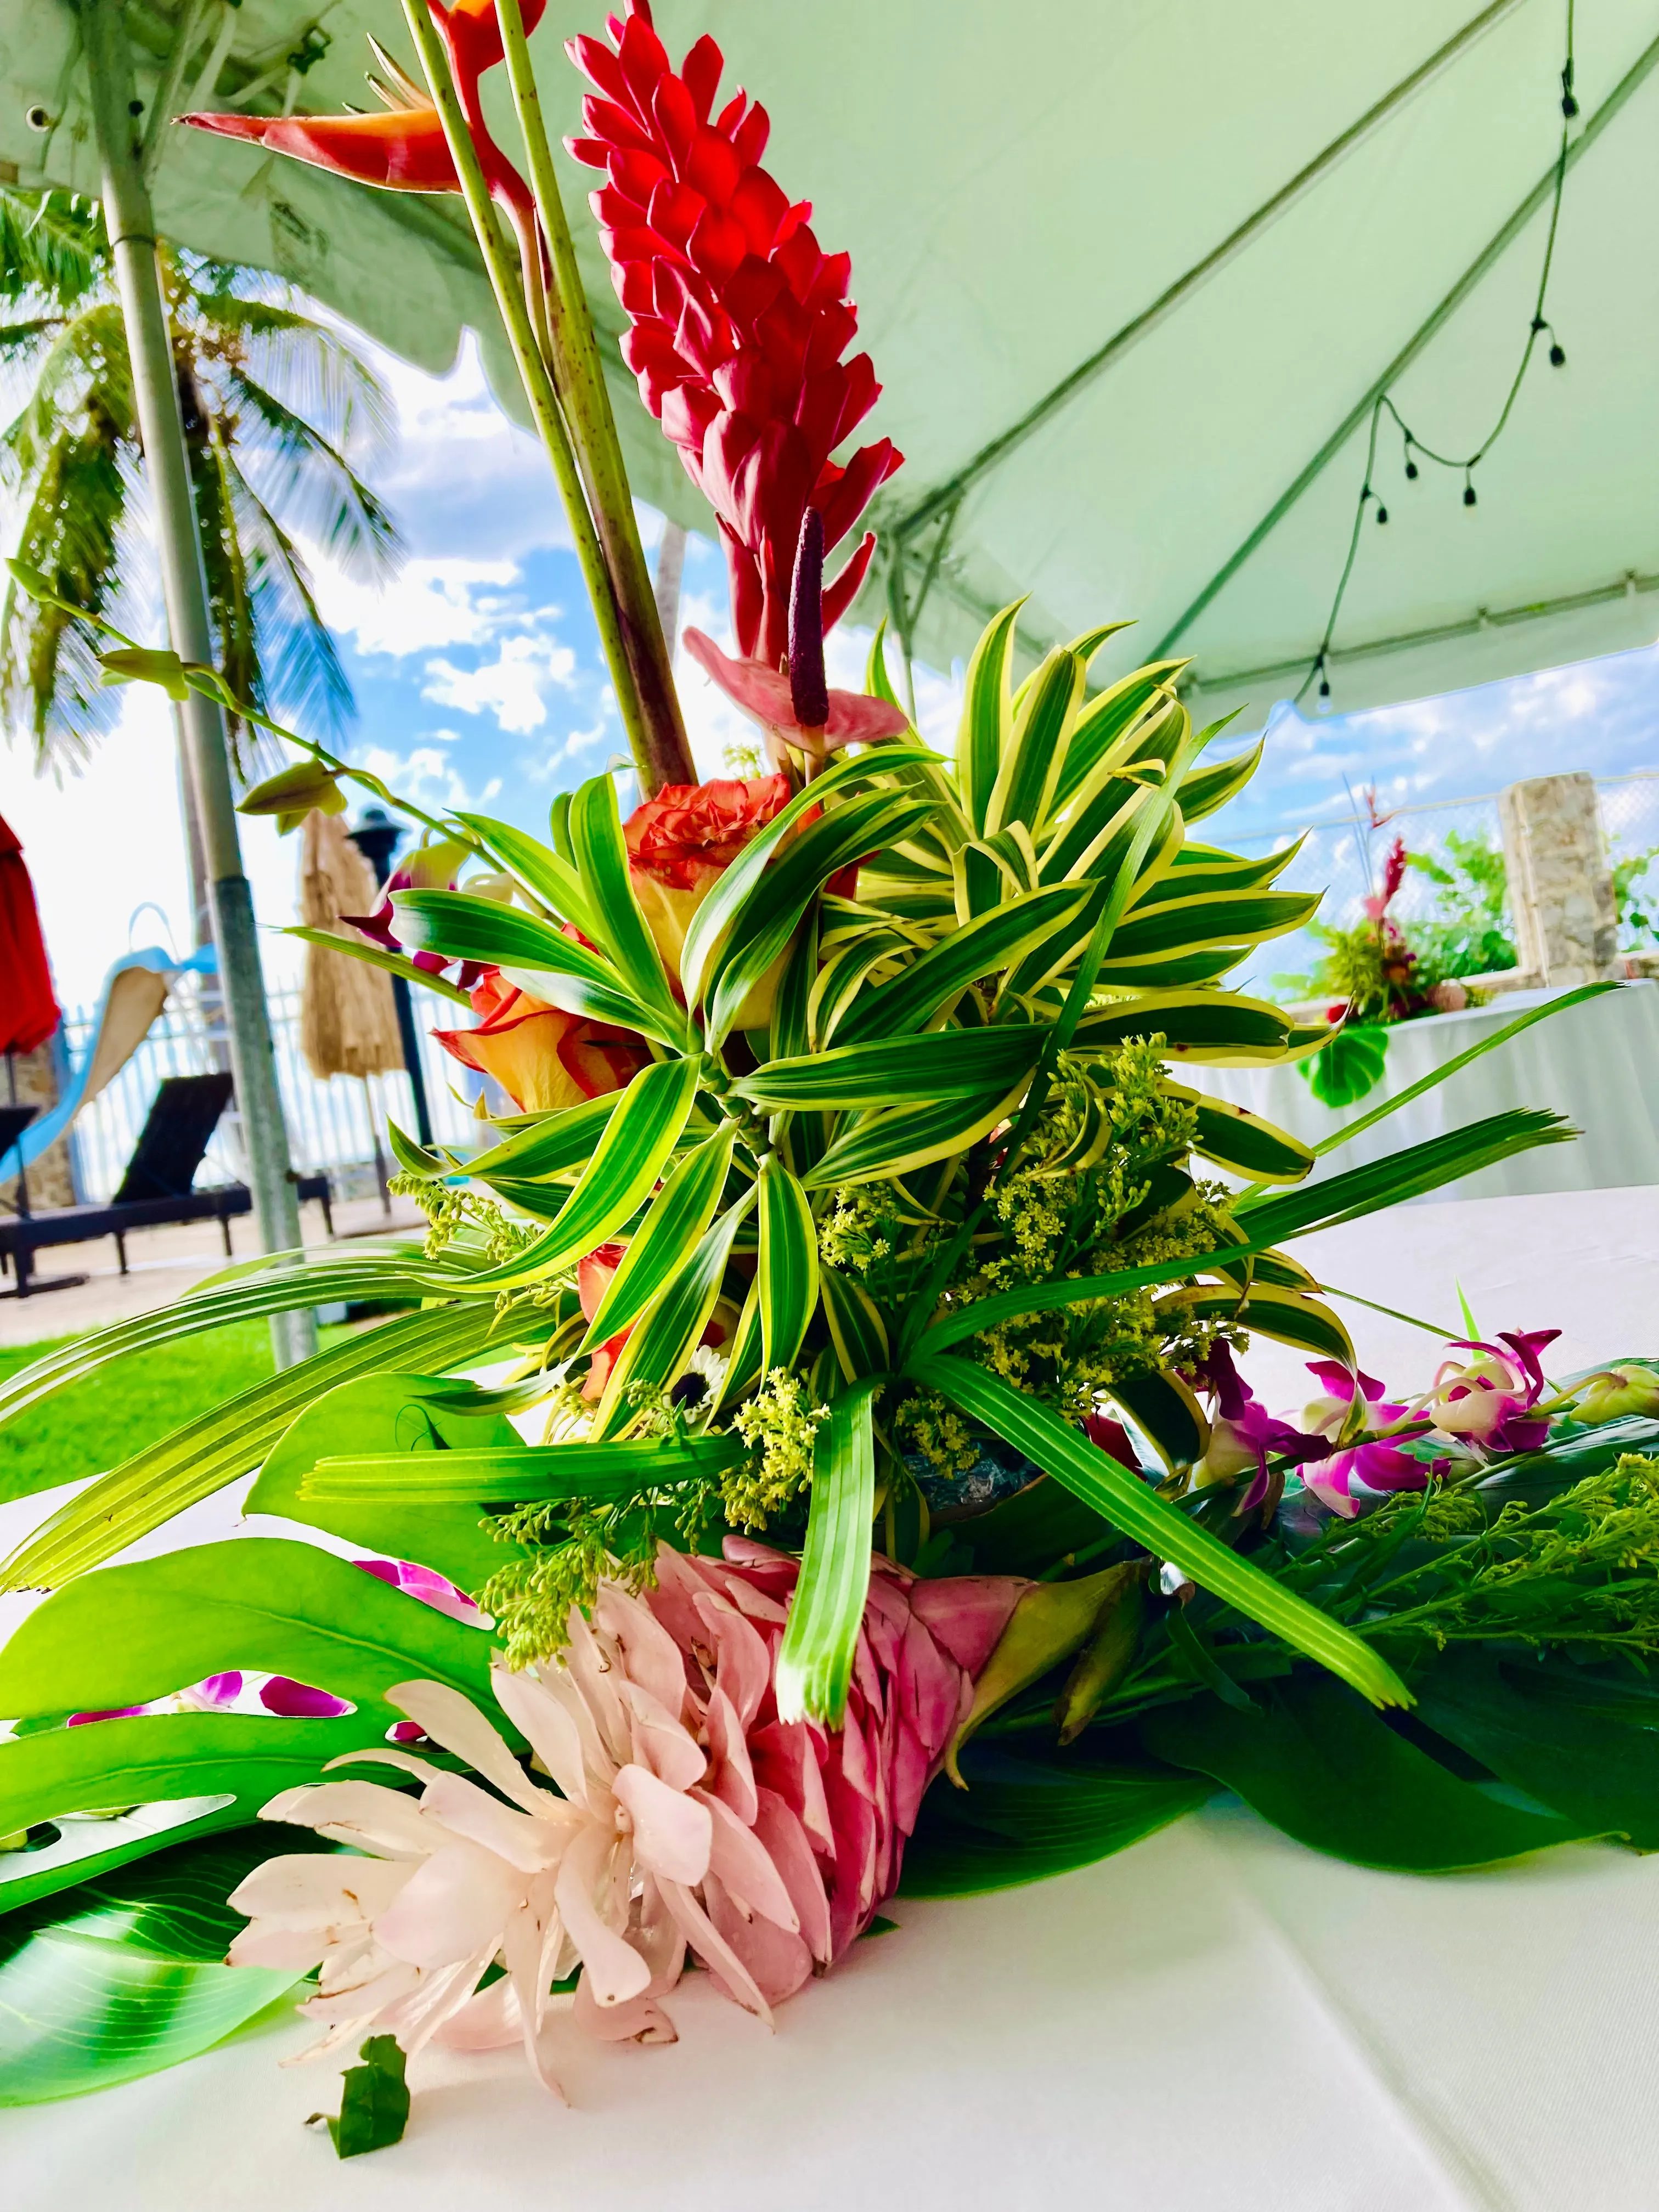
[316,556,521,659]
[422,634,579,736]
[359,744,503,816]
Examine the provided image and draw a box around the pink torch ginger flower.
[228,1544,1025,2084]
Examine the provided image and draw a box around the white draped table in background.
[1187,978,1659,1201]
[9,1184,1659,2211]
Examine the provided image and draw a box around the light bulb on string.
[1463,471,1477,509]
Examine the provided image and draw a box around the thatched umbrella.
[299,808,404,1212]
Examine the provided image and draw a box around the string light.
[1295,0,1577,713]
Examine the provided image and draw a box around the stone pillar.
[2,1042,77,1213]
[1498,773,1620,987]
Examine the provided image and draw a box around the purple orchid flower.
[1300,1361,1433,1520]
[1427,1329,1561,1457]
[1191,1343,1333,1514]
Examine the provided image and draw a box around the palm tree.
[0,185,400,934]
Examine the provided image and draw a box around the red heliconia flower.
[182,1,546,215]
[567,1,902,668]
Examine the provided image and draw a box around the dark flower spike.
[788,506,829,731]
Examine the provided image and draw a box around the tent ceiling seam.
[1181,564,1659,699]
[886,0,1531,546]
[1155,24,1659,665]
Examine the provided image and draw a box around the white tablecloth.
[9,1186,1659,2209]
[1187,979,1659,1202]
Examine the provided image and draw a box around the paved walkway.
[0,1191,428,1348]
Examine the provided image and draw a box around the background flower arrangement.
[3,0,1658,2158]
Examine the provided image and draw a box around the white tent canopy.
[4,0,1658,727]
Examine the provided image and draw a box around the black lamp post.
[347,809,436,1150]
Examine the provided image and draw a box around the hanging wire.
[1296,0,1577,709]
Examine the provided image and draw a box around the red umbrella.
[0,812,60,1056]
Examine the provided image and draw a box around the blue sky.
[3,325,1656,1009]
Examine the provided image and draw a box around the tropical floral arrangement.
[4,0,1659,2159]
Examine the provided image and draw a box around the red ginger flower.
[567,1,902,668]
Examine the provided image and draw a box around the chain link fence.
[61,974,482,1207]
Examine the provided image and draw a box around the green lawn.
[0,1323,345,1498]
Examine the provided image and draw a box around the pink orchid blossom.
[1300,1361,1432,1518]
[229,1543,1024,2086]
[1190,1343,1331,1515]
[1425,1329,1560,1456]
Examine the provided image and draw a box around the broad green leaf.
[591,1192,757,1437]
[1051,659,1186,810]
[769,902,819,1063]
[458,1091,623,1186]
[329,2034,410,2157]
[984,647,1084,838]
[836,884,1092,1043]
[703,792,932,1045]
[906,1355,1408,1709]
[281,927,471,1006]
[679,744,937,1008]
[1139,1673,1585,1869]
[0,1713,390,1914]
[899,1740,1210,1897]
[244,1372,532,1591]
[712,1278,766,1414]
[1298,1025,1389,1107]
[946,1476,1118,1578]
[1175,740,1265,823]
[1104,889,1321,961]
[0,1304,501,1590]
[445,1055,700,1293]
[392,888,675,1045]
[758,1158,819,1375]
[1234,1109,1576,1243]
[385,1120,446,1178]
[1154,1284,1355,1367]
[1104,1369,1210,1471]
[1310,981,1617,1157]
[775,1384,878,1725]
[1171,1090,1314,1183]
[955,598,1023,833]
[0,1539,495,1724]
[567,774,680,1026]
[304,1435,744,1503]
[820,1267,890,1384]
[807,928,914,1050]
[451,809,596,938]
[865,617,904,708]
[1412,1649,1659,1850]
[802,1085,1024,1192]
[735,1028,1045,1113]
[0,1934,293,2107]
[579,1125,737,1352]
[1137,838,1302,902]
[1074,989,1299,1064]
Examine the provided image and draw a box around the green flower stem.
[397,0,663,797]
[493,0,694,794]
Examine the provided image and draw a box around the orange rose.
[432,969,651,1114]
[625,776,796,1025]
[577,1239,738,1404]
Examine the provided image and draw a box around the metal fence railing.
[1226,772,1659,992]
[62,974,483,1208]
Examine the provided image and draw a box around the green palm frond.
[0,187,106,308]
[0,197,400,768]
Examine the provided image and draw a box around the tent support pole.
[1155,25,1659,663]
[81,0,315,1369]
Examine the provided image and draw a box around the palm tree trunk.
[82,0,314,1368]
[173,706,211,947]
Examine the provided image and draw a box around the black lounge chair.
[0,1074,332,1299]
